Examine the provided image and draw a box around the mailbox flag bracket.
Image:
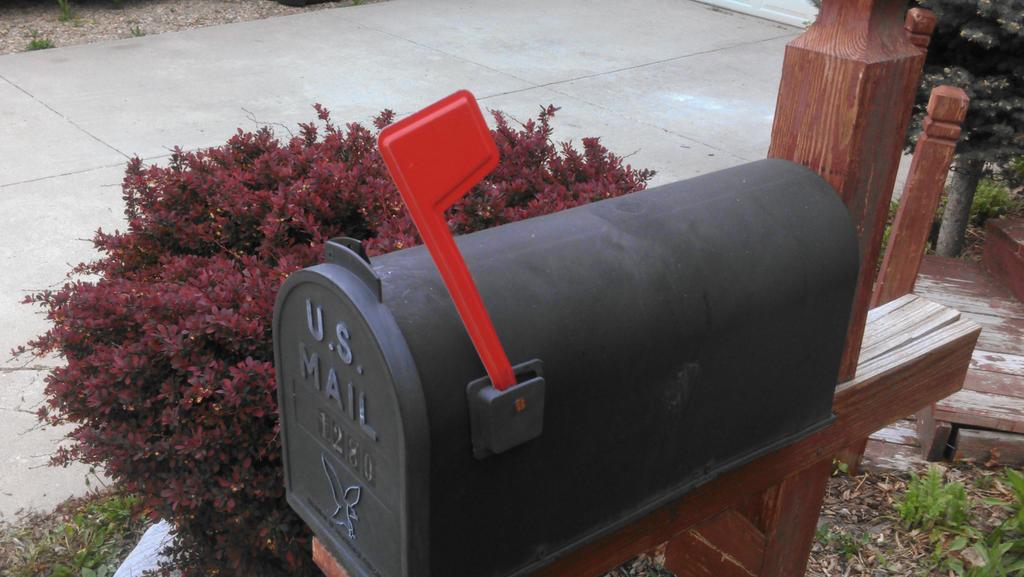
[467,359,546,459]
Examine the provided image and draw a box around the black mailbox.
[273,159,859,577]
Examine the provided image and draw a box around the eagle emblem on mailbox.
[321,454,362,540]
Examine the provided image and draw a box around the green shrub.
[57,0,72,22]
[25,32,55,51]
[24,104,654,576]
[816,524,869,561]
[897,467,970,531]
[969,179,1013,227]
[0,492,145,577]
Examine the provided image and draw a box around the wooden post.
[768,2,934,381]
[773,3,935,475]
[872,86,970,307]
[663,460,832,577]
[905,7,938,50]
[870,84,968,463]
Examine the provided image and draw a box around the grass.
[970,178,1018,227]
[57,0,72,23]
[897,466,970,531]
[895,467,1023,576]
[0,490,149,577]
[816,524,870,561]
[25,32,55,51]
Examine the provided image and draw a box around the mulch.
[593,463,1014,577]
[0,0,369,56]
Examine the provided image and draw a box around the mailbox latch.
[467,359,545,459]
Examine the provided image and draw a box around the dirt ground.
[2,463,1018,577]
[0,0,370,55]
[598,464,1019,577]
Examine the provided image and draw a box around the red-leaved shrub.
[23,105,654,576]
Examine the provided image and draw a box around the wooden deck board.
[965,313,1024,357]
[934,389,1024,434]
[910,256,1024,437]
[954,428,1024,466]
[963,368,1024,399]
[916,257,1024,320]
[971,350,1024,378]
[869,418,919,446]
[863,438,929,473]
[862,419,931,474]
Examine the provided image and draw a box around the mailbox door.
[274,264,430,577]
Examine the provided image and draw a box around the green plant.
[1011,157,1024,181]
[928,533,971,575]
[878,199,900,267]
[897,467,970,532]
[129,25,145,37]
[57,0,72,22]
[0,492,145,577]
[982,469,1024,542]
[910,1,1024,170]
[1003,468,1024,529]
[961,539,1024,577]
[816,524,869,561]
[969,179,1014,227]
[25,32,55,51]
[909,469,1024,576]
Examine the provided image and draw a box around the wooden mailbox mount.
[313,1,981,576]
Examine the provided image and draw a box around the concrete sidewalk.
[0,0,797,519]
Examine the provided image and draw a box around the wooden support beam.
[777,2,938,475]
[314,537,350,577]
[757,460,833,577]
[665,462,832,577]
[954,428,1024,467]
[873,85,970,308]
[917,403,954,461]
[865,85,970,462]
[768,0,931,380]
[664,509,766,577]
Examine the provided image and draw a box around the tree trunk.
[936,157,985,257]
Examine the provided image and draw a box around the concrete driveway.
[0,0,798,518]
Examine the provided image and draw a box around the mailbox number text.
[320,410,375,485]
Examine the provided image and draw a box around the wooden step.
[953,428,1024,466]
[983,217,1024,302]
[935,385,1024,434]
[911,255,1024,454]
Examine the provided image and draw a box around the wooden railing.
[873,86,970,308]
